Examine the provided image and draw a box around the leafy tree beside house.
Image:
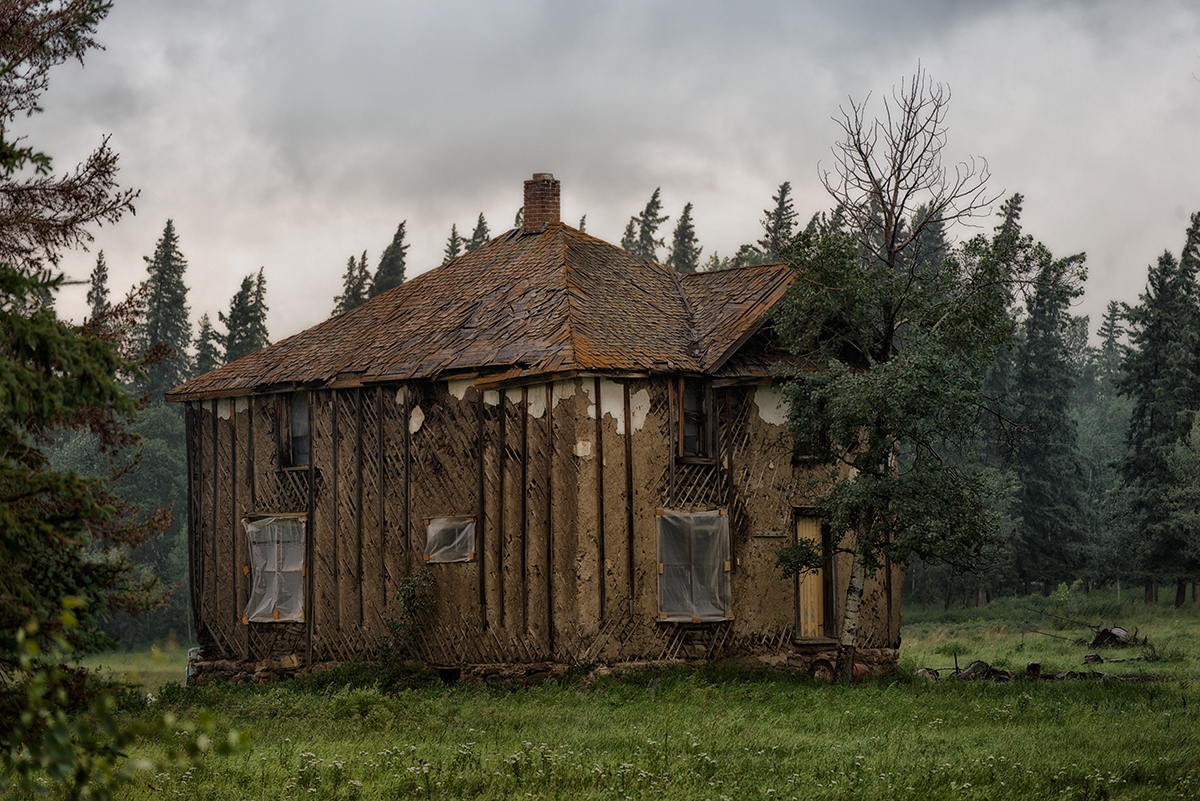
[771,68,1077,679]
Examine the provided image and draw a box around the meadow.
[65,589,1200,799]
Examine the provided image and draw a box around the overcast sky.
[25,0,1200,344]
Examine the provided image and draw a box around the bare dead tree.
[820,65,997,277]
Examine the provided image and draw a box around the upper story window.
[277,391,310,468]
[677,377,714,462]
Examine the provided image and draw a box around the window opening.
[656,508,732,622]
[290,391,310,466]
[676,378,713,461]
[242,516,306,623]
[424,516,476,563]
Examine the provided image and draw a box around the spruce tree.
[578,214,587,233]
[85,250,110,321]
[140,219,191,402]
[465,213,490,252]
[443,224,464,262]
[193,313,223,375]
[1119,217,1200,602]
[514,207,523,229]
[220,268,270,363]
[624,188,669,261]
[666,202,703,274]
[332,251,369,315]
[758,181,797,257]
[370,221,408,298]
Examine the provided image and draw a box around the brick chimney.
[523,173,560,234]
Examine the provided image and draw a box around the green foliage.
[375,568,434,666]
[331,251,369,315]
[85,251,110,321]
[219,268,269,363]
[465,213,490,252]
[368,221,408,298]
[139,220,191,403]
[665,202,702,274]
[191,312,222,376]
[757,180,797,257]
[443,224,463,262]
[623,188,669,261]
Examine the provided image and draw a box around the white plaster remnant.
[527,385,547,419]
[505,387,523,406]
[754,385,790,427]
[628,388,650,433]
[409,405,425,434]
[574,439,593,458]
[553,379,577,404]
[447,379,472,400]
[235,397,248,414]
[578,378,650,435]
[216,399,231,420]
[581,380,597,419]
[200,400,212,412]
[394,386,407,405]
[483,390,500,407]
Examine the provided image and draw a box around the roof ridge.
[556,224,581,370]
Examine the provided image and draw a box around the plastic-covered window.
[656,508,732,622]
[243,516,306,623]
[424,516,476,563]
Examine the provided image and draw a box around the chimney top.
[523,173,560,234]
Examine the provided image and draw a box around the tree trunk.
[836,535,869,681]
[1175,579,1187,609]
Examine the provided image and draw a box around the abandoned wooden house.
[167,173,902,671]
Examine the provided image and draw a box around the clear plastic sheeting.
[657,508,731,622]
[424,516,476,563]
[243,517,306,622]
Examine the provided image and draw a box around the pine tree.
[443,224,464,262]
[193,313,223,375]
[1011,241,1089,593]
[624,188,669,261]
[140,219,191,402]
[85,251,110,321]
[666,202,703,274]
[514,207,523,229]
[758,181,797,257]
[578,215,587,233]
[370,221,408,298]
[220,268,270,363]
[465,213,490,252]
[332,252,369,315]
[1119,213,1200,602]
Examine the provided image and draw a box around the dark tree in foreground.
[666,202,702,274]
[774,67,1067,680]
[369,220,408,298]
[139,219,190,401]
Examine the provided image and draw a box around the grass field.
[48,588,1190,800]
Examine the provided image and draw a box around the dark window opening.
[290,392,310,466]
[676,377,714,462]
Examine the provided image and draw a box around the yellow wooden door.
[796,516,825,638]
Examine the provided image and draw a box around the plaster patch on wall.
[447,379,472,400]
[581,380,597,419]
[483,390,500,407]
[754,385,790,428]
[574,439,593,458]
[628,388,650,433]
[505,387,523,406]
[200,400,212,413]
[552,379,577,408]
[234,397,249,414]
[394,386,407,405]
[527,385,547,419]
[600,379,624,432]
[216,399,231,420]
[409,405,425,434]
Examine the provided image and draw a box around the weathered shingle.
[167,223,795,401]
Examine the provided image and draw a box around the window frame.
[277,391,311,469]
[675,377,716,464]
[423,515,477,563]
[656,507,733,623]
[241,514,307,624]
